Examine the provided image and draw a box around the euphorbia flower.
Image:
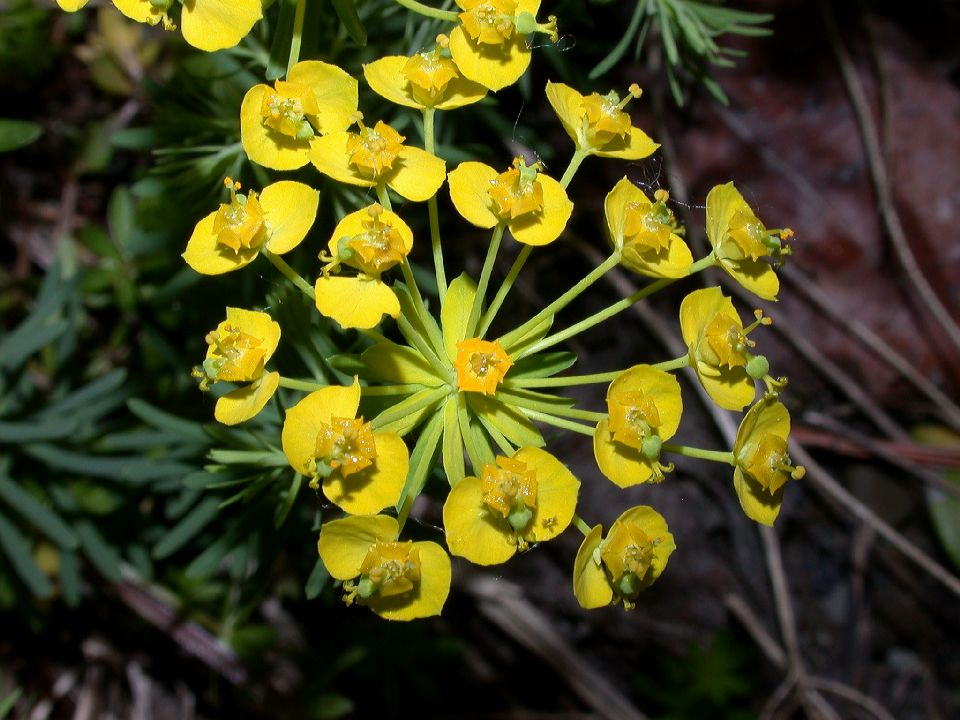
[733,396,804,526]
[182,178,319,275]
[240,61,358,171]
[454,338,512,395]
[364,36,487,110]
[315,204,413,329]
[449,0,557,92]
[706,182,793,301]
[310,115,446,202]
[594,365,681,487]
[318,514,451,620]
[443,447,579,565]
[448,157,572,246]
[605,177,691,278]
[281,379,409,515]
[679,286,771,411]
[109,0,262,51]
[546,82,658,160]
[573,505,675,609]
[193,308,281,425]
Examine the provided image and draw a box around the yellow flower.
[448,158,572,246]
[318,514,451,620]
[110,0,262,51]
[573,505,675,609]
[594,365,681,487]
[364,37,487,111]
[604,177,691,278]
[182,178,319,276]
[281,379,409,515]
[193,308,281,426]
[56,0,89,10]
[706,182,792,301]
[310,116,446,202]
[443,447,579,565]
[454,338,512,395]
[449,0,556,92]
[315,204,413,330]
[546,82,659,159]
[733,396,804,526]
[678,286,772,411]
[240,61,358,171]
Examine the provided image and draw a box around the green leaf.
[305,556,329,600]
[0,474,78,549]
[468,395,544,449]
[59,549,82,607]
[274,473,302,529]
[441,274,476,362]
[0,419,78,442]
[916,426,960,573]
[457,393,495,473]
[0,512,52,597]
[395,409,443,515]
[311,693,355,720]
[153,497,221,559]
[508,351,577,379]
[360,342,444,386]
[0,118,41,152]
[441,396,465,486]
[266,0,297,81]
[0,688,23,719]
[589,0,647,79]
[40,369,127,420]
[107,186,135,250]
[128,399,210,443]
[330,0,367,46]
[76,521,122,581]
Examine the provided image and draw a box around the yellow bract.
[594,365,682,487]
[241,61,358,171]
[317,515,451,621]
[110,0,262,51]
[448,159,573,246]
[183,179,319,276]
[573,506,675,609]
[545,82,659,160]
[604,177,691,278]
[705,182,781,301]
[733,397,803,526]
[314,204,413,330]
[281,380,409,515]
[194,307,281,426]
[364,51,487,111]
[310,118,446,202]
[449,0,547,91]
[679,287,757,411]
[443,447,579,565]
[455,338,512,395]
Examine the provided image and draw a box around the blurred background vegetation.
[2,0,960,717]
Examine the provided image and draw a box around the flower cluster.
[181,0,803,620]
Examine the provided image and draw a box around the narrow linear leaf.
[59,549,82,607]
[441,396,465,486]
[395,409,444,514]
[266,0,297,80]
[128,399,211,443]
[0,475,78,549]
[274,473,302,529]
[330,0,367,46]
[305,556,330,600]
[40,369,127,419]
[76,521,122,581]
[0,512,52,597]
[0,118,42,152]
[0,419,77,443]
[0,688,23,719]
[153,497,221,559]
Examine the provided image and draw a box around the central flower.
[702,312,749,369]
[315,416,377,478]
[342,204,407,274]
[346,118,405,177]
[488,157,544,220]
[201,323,266,387]
[403,51,460,99]
[455,338,513,395]
[260,80,320,139]
[727,206,770,261]
[600,520,655,596]
[580,89,634,145]
[621,189,676,255]
[357,541,421,599]
[459,0,518,44]
[606,389,661,451]
[213,178,265,253]
[481,455,537,530]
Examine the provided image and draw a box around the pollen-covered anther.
[481,456,538,531]
[488,157,545,220]
[346,119,405,177]
[314,416,377,478]
[356,541,421,599]
[459,0,518,45]
[455,338,512,395]
[213,178,265,253]
[259,81,319,139]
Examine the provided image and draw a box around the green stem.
[360,329,390,345]
[497,389,604,423]
[661,443,735,465]
[519,408,595,437]
[501,252,621,351]
[517,278,672,359]
[423,108,447,306]
[465,224,505,338]
[653,355,690,372]
[286,0,306,76]
[397,312,448,377]
[477,245,532,338]
[393,0,460,21]
[572,514,593,537]
[262,249,315,300]
[370,386,448,431]
[559,149,588,189]
[278,376,326,392]
[399,259,447,361]
[375,183,393,212]
[505,371,620,389]
[362,384,429,396]
[687,252,718,276]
